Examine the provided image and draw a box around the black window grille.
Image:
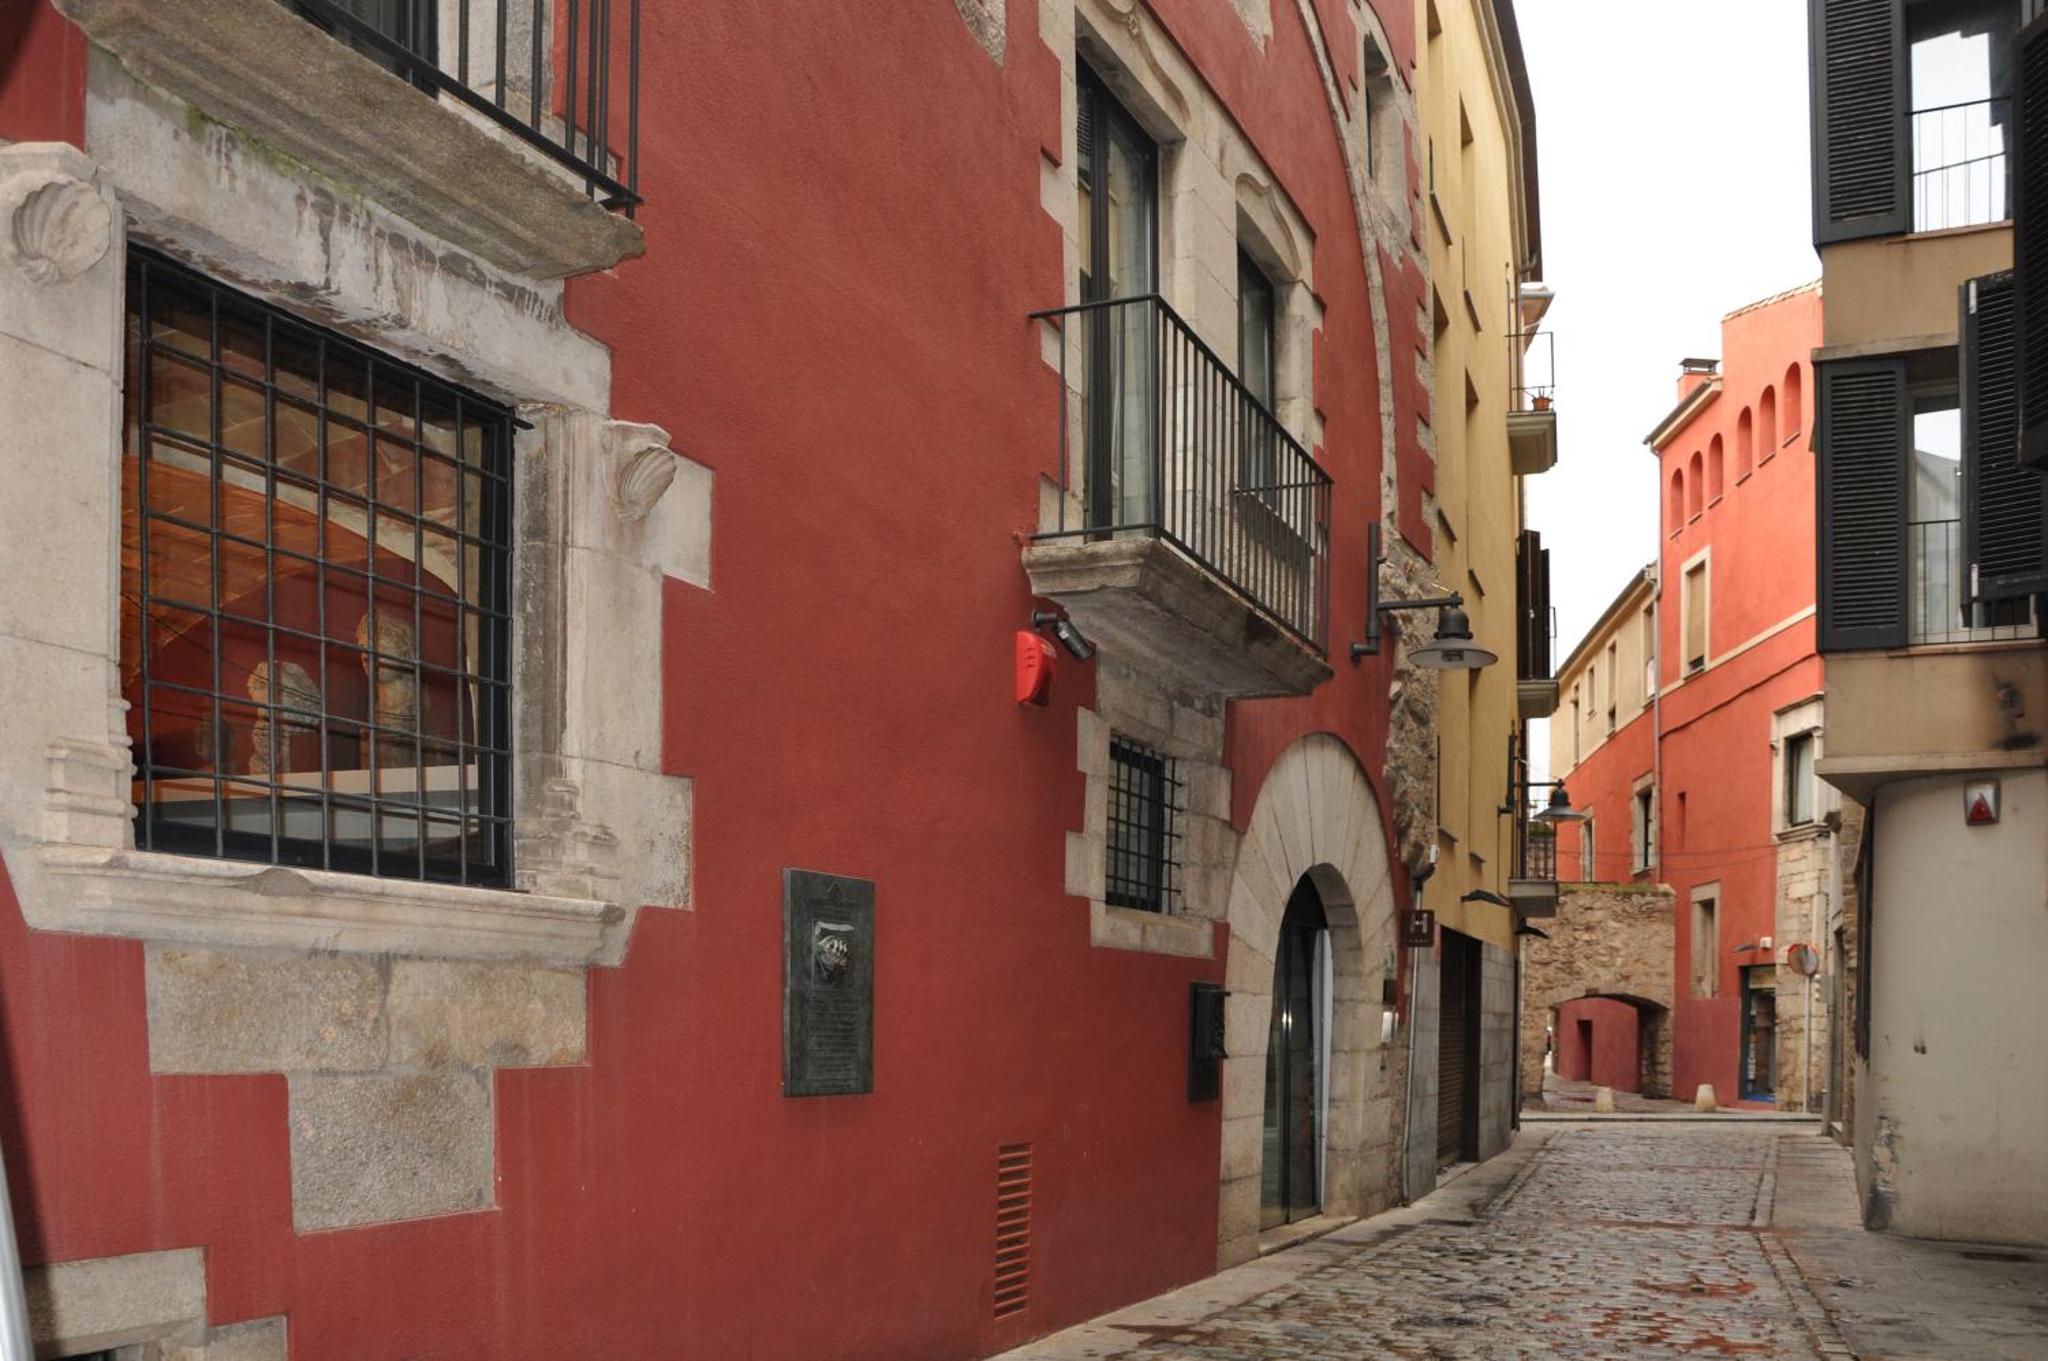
[1106,737,1182,913]
[121,249,514,887]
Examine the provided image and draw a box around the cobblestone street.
[1001,1123,2048,1360]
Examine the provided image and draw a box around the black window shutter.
[2019,14,2048,470]
[1963,272,2048,600]
[1817,358,1910,650]
[1810,0,1909,245]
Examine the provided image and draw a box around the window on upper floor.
[1604,641,1618,730]
[1813,0,2021,241]
[121,250,513,886]
[1579,816,1596,881]
[1238,247,1279,496]
[1632,785,1655,873]
[1907,0,2019,230]
[1785,731,1818,826]
[1683,559,1709,672]
[1106,735,1182,913]
[1669,468,1685,532]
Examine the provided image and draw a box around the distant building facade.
[1554,287,1842,1114]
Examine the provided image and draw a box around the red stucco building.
[0,1,1547,1356]
[1552,285,1841,1111]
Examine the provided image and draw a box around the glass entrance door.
[1261,879,1327,1230]
[1741,966,1778,1102]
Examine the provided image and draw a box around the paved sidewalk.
[997,1123,2048,1360]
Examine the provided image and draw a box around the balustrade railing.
[1031,294,1332,651]
[1912,96,2009,232]
[1909,517,2037,643]
[287,0,640,211]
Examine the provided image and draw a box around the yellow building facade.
[1413,0,1550,954]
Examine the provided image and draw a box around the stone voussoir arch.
[1215,732,1400,1269]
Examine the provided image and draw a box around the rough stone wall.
[1773,830,1832,1113]
[1831,799,1866,1142]
[1519,884,1677,1101]
[24,1247,286,1360]
[1476,941,1515,1160]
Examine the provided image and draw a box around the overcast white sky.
[1516,1,1823,775]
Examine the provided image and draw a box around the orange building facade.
[1554,285,1843,1110]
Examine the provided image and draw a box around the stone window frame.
[0,55,699,972]
[1689,881,1721,1000]
[1771,696,1833,838]
[1037,0,1324,533]
[1065,662,1232,957]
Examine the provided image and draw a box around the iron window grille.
[1106,736,1183,913]
[284,0,641,212]
[121,248,514,887]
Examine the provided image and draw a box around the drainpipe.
[0,1144,32,1361]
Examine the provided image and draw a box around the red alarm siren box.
[1016,630,1055,706]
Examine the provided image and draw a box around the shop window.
[1106,736,1181,912]
[120,250,513,886]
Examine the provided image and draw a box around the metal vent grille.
[993,1143,1033,1319]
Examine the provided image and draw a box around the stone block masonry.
[1521,884,1677,1101]
[146,945,586,1230]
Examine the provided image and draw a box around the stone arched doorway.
[1217,734,1398,1268]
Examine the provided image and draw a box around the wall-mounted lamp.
[1349,522,1497,670]
[1032,610,1095,662]
[1532,784,1589,825]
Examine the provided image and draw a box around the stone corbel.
[514,769,622,911]
[605,420,678,525]
[43,736,136,849]
[0,142,115,287]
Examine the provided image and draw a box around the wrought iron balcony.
[288,0,639,212]
[1023,294,1333,699]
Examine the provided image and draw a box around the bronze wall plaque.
[782,869,875,1097]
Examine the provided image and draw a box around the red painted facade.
[1557,287,1822,1110]
[1554,996,1641,1092]
[0,3,1434,1358]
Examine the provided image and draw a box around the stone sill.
[1089,900,1214,958]
[27,842,627,965]
[1023,537,1332,700]
[58,0,643,279]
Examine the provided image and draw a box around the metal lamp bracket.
[1349,521,1463,664]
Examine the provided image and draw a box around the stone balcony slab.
[1509,406,1558,476]
[1023,536,1332,699]
[58,0,642,279]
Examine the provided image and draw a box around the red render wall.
[0,2,85,144]
[1555,708,1654,886]
[0,2,1427,1359]
[1556,997,1642,1092]
[1656,289,1821,1107]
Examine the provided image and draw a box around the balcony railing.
[1909,518,2038,644]
[1031,294,1332,651]
[289,0,640,211]
[1522,825,1557,882]
[1912,96,2009,232]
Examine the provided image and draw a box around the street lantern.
[1350,522,1498,671]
